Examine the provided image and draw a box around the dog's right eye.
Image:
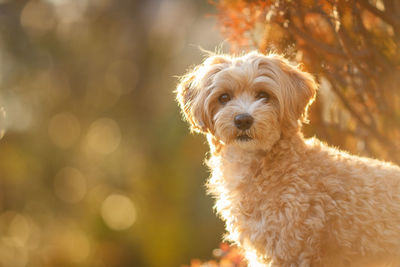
[256,91,270,101]
[218,93,231,104]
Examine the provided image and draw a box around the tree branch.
[286,24,345,56]
[358,0,400,34]
[324,72,398,152]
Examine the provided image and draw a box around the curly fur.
[176,51,400,266]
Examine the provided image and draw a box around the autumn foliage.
[183,243,246,267]
[212,0,400,163]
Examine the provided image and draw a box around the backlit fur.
[176,51,400,266]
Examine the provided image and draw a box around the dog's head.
[176,51,317,151]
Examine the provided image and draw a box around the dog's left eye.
[218,93,231,104]
[256,91,270,101]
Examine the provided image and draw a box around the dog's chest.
[220,147,262,186]
[209,147,284,251]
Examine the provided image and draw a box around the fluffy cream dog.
[176,51,400,267]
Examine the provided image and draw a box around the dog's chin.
[230,134,260,151]
[236,134,253,142]
[217,126,281,152]
[227,132,279,152]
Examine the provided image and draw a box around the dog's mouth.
[236,134,252,142]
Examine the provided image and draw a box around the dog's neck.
[206,131,307,191]
[266,131,307,161]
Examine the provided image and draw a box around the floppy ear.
[176,68,205,132]
[274,57,317,128]
[175,55,230,133]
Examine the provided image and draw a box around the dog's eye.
[218,93,231,104]
[256,91,270,101]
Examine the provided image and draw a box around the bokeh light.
[0,107,5,139]
[9,214,31,246]
[0,211,41,267]
[20,0,56,36]
[0,95,33,132]
[101,194,136,231]
[86,118,121,155]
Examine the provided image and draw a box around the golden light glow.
[0,211,40,267]
[0,106,5,139]
[101,194,136,231]
[86,118,121,155]
[8,214,31,246]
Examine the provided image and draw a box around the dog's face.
[176,52,317,151]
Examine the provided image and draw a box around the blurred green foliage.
[0,0,227,266]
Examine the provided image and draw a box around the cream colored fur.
[176,51,400,267]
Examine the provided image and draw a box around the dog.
[175,51,400,267]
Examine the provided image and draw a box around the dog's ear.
[176,55,230,133]
[176,69,206,132]
[271,56,317,128]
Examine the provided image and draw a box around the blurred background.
[0,0,227,266]
[0,0,399,266]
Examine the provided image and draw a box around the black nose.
[234,113,254,130]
